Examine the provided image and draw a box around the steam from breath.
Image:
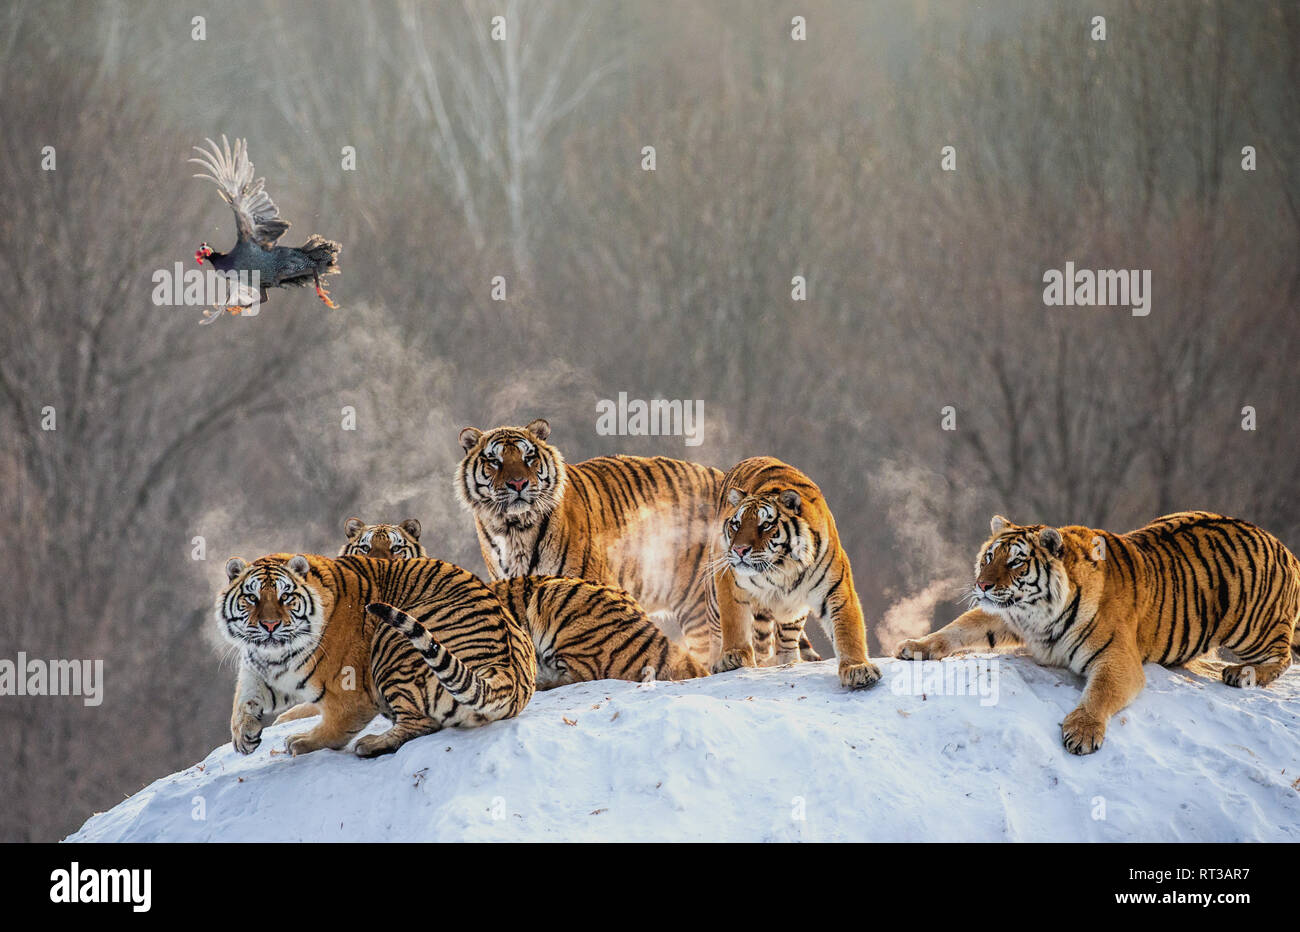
[871,459,978,647]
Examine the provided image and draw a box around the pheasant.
[190,136,341,322]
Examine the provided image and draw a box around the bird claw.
[199,306,245,324]
[315,284,338,309]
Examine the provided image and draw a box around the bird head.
[195,243,213,264]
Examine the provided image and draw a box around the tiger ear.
[287,554,311,578]
[990,514,1013,535]
[779,489,802,514]
[459,427,483,453]
[726,488,744,507]
[1038,527,1064,556]
[400,518,422,541]
[525,418,551,442]
[344,516,366,539]
[225,557,248,581]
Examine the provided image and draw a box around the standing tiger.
[337,519,707,687]
[710,456,881,689]
[456,418,724,661]
[216,552,535,758]
[894,512,1300,754]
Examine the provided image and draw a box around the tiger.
[490,576,709,688]
[456,418,727,662]
[710,456,881,689]
[894,512,1300,755]
[216,552,535,758]
[336,519,707,688]
[340,516,426,559]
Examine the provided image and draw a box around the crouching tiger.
[216,552,535,758]
[338,518,707,687]
[895,512,1300,754]
[710,456,881,689]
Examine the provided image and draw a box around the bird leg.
[313,272,337,308]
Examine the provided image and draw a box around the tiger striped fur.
[336,519,706,688]
[216,552,535,758]
[489,575,709,688]
[340,516,426,559]
[710,456,881,689]
[894,512,1300,754]
[456,418,723,662]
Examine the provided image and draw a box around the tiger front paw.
[231,709,264,755]
[1061,708,1107,755]
[711,646,755,674]
[354,733,399,759]
[838,659,882,690]
[893,636,948,661]
[285,732,324,757]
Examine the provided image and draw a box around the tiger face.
[217,554,328,662]
[970,515,1070,625]
[339,517,426,559]
[721,487,814,585]
[456,418,565,519]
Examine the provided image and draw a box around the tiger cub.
[456,418,723,661]
[894,512,1300,754]
[338,520,707,687]
[711,456,881,689]
[217,552,535,758]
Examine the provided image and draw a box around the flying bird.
[190,136,341,322]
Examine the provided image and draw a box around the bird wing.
[189,135,290,248]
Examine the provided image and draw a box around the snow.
[67,654,1300,842]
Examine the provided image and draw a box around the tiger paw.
[285,732,322,757]
[711,647,755,674]
[894,637,945,661]
[1222,663,1258,688]
[1061,708,1106,755]
[354,734,399,759]
[231,712,263,755]
[838,660,882,689]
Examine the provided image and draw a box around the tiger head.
[216,554,331,662]
[969,515,1071,624]
[455,418,566,521]
[720,486,818,588]
[339,517,426,559]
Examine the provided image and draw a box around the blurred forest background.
[1,0,1297,840]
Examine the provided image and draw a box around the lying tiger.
[895,512,1300,754]
[339,518,707,687]
[217,552,535,758]
[710,456,881,689]
[341,516,424,559]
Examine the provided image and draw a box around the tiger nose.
[506,478,529,492]
[733,544,751,558]
[260,619,281,633]
[977,580,993,592]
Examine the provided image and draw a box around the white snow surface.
[68,654,1300,842]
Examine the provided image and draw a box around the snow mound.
[67,655,1300,842]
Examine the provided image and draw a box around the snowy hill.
[68,655,1300,842]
